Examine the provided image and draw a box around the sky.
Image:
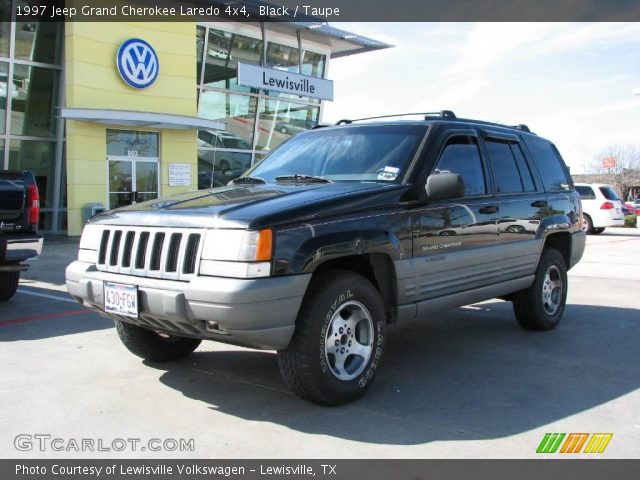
[322,23,640,174]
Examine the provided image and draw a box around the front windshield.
[245,124,427,183]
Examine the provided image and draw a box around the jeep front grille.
[96,227,205,281]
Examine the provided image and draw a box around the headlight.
[200,228,273,278]
[78,224,102,263]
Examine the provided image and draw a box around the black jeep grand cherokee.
[66,111,585,405]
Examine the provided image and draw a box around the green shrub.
[624,215,637,228]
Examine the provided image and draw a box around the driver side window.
[434,136,486,196]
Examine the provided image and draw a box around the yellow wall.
[65,21,197,235]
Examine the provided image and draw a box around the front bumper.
[66,261,311,350]
[1,234,43,266]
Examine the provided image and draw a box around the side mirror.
[425,172,465,201]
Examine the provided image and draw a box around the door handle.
[479,205,499,214]
[531,200,547,207]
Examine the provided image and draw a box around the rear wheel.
[115,320,201,362]
[591,227,605,235]
[582,214,594,234]
[512,248,568,331]
[278,270,386,405]
[0,271,20,301]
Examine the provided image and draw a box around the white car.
[575,183,625,234]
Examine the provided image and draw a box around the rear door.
[411,129,501,302]
[0,172,26,222]
[479,131,543,280]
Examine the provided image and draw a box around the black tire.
[0,271,20,301]
[114,320,201,362]
[591,228,605,235]
[277,270,386,405]
[512,248,568,331]
[583,214,594,234]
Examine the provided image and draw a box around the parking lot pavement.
[1,228,639,459]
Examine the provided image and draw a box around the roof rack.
[336,110,457,125]
[511,124,531,133]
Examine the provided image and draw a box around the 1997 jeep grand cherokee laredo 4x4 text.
[66,112,585,405]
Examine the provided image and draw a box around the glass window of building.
[106,130,159,157]
[0,9,9,57]
[11,64,60,137]
[255,98,319,151]
[266,41,299,72]
[198,149,252,190]
[301,50,325,78]
[15,22,62,65]
[8,140,56,229]
[196,25,205,82]
[0,5,63,231]
[198,90,257,147]
[203,28,263,92]
[0,61,7,134]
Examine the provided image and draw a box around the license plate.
[104,282,139,318]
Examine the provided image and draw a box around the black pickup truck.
[67,112,585,405]
[0,171,43,300]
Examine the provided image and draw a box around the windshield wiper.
[275,174,332,184]
[232,176,266,185]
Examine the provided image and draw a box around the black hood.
[90,182,409,230]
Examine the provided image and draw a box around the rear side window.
[434,136,486,196]
[599,186,620,201]
[523,136,570,192]
[575,186,595,199]
[484,139,536,193]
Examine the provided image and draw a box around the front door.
[107,130,159,209]
[411,130,501,304]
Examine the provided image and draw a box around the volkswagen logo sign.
[116,38,159,89]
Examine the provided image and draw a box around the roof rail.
[512,124,531,133]
[336,110,457,125]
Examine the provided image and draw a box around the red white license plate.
[104,282,139,318]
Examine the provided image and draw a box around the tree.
[588,145,640,200]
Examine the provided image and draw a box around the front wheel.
[115,320,201,362]
[278,270,386,405]
[0,271,20,301]
[512,248,568,331]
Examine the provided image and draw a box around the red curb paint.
[0,309,89,327]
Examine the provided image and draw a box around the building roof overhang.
[59,108,225,131]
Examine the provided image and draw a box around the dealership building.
[0,1,389,235]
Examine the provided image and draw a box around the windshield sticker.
[377,166,400,181]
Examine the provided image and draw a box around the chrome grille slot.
[121,231,135,267]
[109,230,122,266]
[98,230,110,265]
[95,226,205,281]
[165,233,182,272]
[135,232,150,269]
[150,232,165,271]
[183,233,200,274]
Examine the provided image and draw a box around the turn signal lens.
[27,184,40,225]
[255,228,273,261]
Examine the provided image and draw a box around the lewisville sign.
[237,62,333,101]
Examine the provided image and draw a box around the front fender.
[272,212,412,275]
